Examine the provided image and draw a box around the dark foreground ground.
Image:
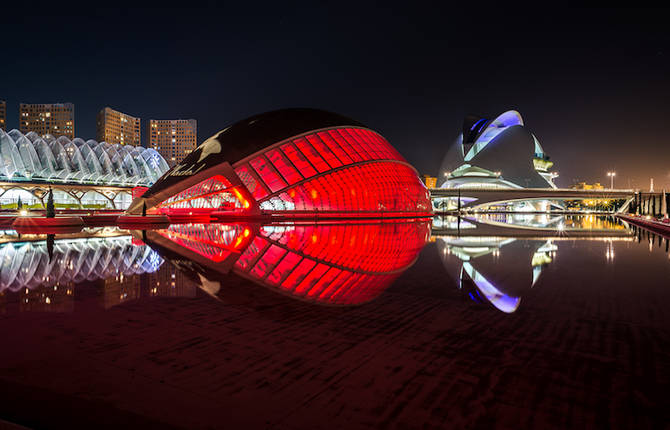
[0,242,669,429]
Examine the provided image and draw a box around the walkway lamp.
[607,171,616,190]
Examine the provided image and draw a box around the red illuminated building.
[143,220,431,305]
[127,109,432,218]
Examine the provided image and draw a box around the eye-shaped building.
[128,109,432,217]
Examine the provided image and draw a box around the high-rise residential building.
[147,119,197,166]
[19,103,74,139]
[96,107,141,146]
[0,100,6,130]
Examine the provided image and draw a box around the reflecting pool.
[0,216,669,429]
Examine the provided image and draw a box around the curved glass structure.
[128,109,431,217]
[144,220,431,305]
[0,129,169,186]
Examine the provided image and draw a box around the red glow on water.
[151,220,431,305]
[154,223,253,263]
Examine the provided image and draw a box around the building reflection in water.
[3,215,659,316]
[452,213,627,231]
[437,236,556,313]
[0,235,199,313]
[436,215,636,313]
[143,220,431,306]
[0,221,430,312]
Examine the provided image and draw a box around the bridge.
[0,181,136,210]
[429,188,636,211]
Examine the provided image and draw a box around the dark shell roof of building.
[201,108,366,164]
[140,108,367,201]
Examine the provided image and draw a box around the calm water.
[0,215,669,429]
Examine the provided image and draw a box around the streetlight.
[607,171,616,190]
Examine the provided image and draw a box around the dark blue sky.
[3,6,669,189]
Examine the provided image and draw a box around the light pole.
[607,171,616,190]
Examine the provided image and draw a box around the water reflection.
[0,235,200,313]
[433,214,630,238]
[0,236,162,293]
[142,220,431,306]
[469,213,627,230]
[437,237,556,313]
[434,214,640,313]
[4,214,667,316]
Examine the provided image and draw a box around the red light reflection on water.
[151,220,431,305]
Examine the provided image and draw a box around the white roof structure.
[0,129,169,187]
[439,110,557,190]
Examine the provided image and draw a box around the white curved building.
[440,110,557,189]
[437,110,560,211]
[0,129,169,186]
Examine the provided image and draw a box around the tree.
[47,234,54,262]
[17,196,23,211]
[46,188,55,218]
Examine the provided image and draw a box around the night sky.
[3,6,669,189]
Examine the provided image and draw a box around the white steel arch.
[0,129,169,187]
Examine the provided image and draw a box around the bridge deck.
[429,188,635,199]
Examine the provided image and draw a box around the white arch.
[464,110,524,162]
[0,130,26,178]
[15,133,43,175]
[0,130,169,186]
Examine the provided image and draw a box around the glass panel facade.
[260,162,431,214]
[292,137,330,173]
[156,174,241,213]
[280,142,317,178]
[305,135,342,169]
[265,148,303,185]
[235,164,269,200]
[237,127,427,214]
[152,126,429,216]
[249,156,287,193]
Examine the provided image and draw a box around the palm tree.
[46,188,55,218]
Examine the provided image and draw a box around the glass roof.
[0,129,169,187]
